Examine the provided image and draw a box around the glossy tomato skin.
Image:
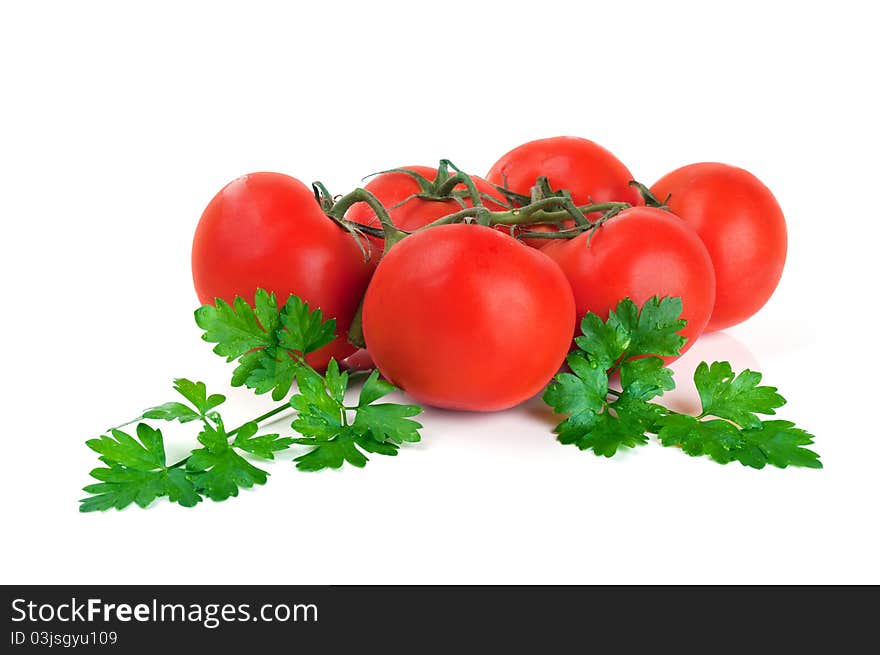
[486,136,643,208]
[542,207,715,359]
[650,163,787,331]
[346,166,510,254]
[362,224,576,411]
[192,172,373,369]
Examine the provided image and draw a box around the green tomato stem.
[416,199,630,231]
[628,180,670,209]
[325,187,409,254]
[434,170,484,206]
[512,230,575,240]
[323,171,632,256]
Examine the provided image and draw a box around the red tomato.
[650,163,787,331]
[542,207,715,359]
[362,224,576,411]
[486,136,643,209]
[346,166,509,254]
[192,172,373,369]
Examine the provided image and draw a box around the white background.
[1,1,877,584]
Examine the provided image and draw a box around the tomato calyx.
[489,173,532,207]
[366,159,492,214]
[628,180,670,210]
[522,175,569,205]
[493,174,605,209]
[314,182,408,260]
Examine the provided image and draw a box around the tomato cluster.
[191,137,787,411]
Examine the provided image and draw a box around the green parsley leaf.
[115,378,226,429]
[655,413,744,464]
[351,370,422,444]
[289,364,345,438]
[556,411,646,456]
[620,357,675,402]
[277,295,337,355]
[655,362,820,469]
[170,378,226,416]
[80,467,200,512]
[292,432,399,471]
[357,369,398,406]
[544,296,819,470]
[694,361,785,428]
[292,435,367,470]
[195,289,337,400]
[140,402,201,424]
[352,403,422,444]
[543,353,608,431]
[609,296,686,359]
[195,289,278,359]
[231,421,294,460]
[80,424,201,511]
[573,296,686,368]
[231,347,300,401]
[574,312,629,368]
[323,358,349,404]
[612,392,667,435]
[186,422,269,501]
[657,415,822,470]
[87,424,166,470]
[735,420,822,469]
[611,296,686,358]
[289,362,422,471]
[544,352,663,457]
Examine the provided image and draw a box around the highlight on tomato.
[542,206,716,360]
[650,163,787,331]
[191,172,373,370]
[362,224,576,411]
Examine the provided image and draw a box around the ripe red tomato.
[486,136,643,209]
[346,166,509,254]
[362,224,576,411]
[650,163,787,331]
[192,172,373,369]
[542,207,715,359]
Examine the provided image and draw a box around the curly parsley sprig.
[80,290,423,512]
[543,297,821,469]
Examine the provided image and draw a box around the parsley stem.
[232,402,292,434]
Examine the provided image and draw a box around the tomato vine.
[315,161,636,259]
